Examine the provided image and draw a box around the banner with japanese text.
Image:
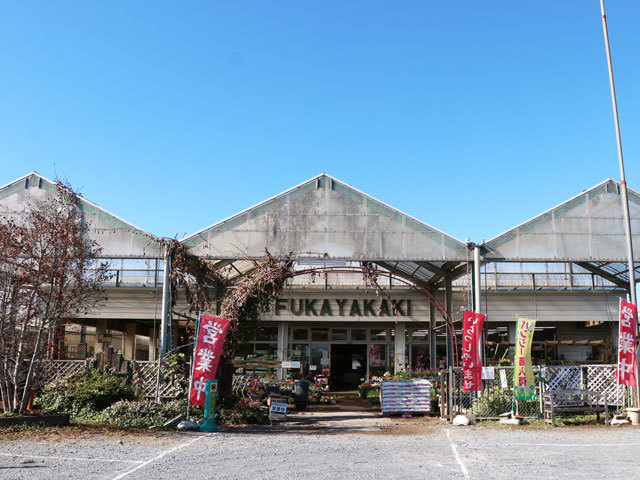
[616,300,637,386]
[514,317,537,400]
[462,311,486,391]
[189,315,230,407]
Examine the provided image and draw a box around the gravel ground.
[0,421,639,480]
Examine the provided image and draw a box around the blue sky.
[2,1,639,242]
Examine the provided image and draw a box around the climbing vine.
[168,242,293,355]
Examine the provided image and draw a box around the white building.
[1,172,636,387]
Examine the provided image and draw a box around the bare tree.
[0,182,109,413]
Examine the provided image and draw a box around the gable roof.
[485,179,640,263]
[183,173,468,261]
[0,172,162,258]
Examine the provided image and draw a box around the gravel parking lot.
[0,418,638,480]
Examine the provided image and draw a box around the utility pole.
[600,0,636,305]
[600,0,639,408]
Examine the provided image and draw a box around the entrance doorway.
[330,344,366,390]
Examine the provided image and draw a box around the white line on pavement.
[497,442,640,447]
[445,429,470,480]
[111,434,205,480]
[0,452,143,464]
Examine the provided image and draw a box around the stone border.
[0,413,70,427]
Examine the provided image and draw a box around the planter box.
[0,413,70,428]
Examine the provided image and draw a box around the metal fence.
[443,364,635,419]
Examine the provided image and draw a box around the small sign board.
[269,402,287,422]
[281,361,301,369]
[309,365,317,371]
[499,369,508,389]
[482,367,495,380]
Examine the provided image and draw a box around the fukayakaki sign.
[189,315,230,407]
[462,311,485,391]
[514,317,537,400]
[273,298,412,317]
[616,300,637,386]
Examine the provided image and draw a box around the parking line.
[498,442,640,447]
[445,429,470,479]
[111,434,205,480]
[0,452,143,464]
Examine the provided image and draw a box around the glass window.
[292,328,308,341]
[411,344,429,370]
[254,343,277,356]
[256,326,278,342]
[311,344,329,371]
[351,329,367,341]
[412,329,428,342]
[370,328,387,341]
[311,328,329,342]
[368,344,387,376]
[331,329,348,341]
[289,344,309,363]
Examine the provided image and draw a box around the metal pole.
[445,276,454,367]
[159,245,172,360]
[473,245,485,364]
[156,244,172,402]
[600,0,639,408]
[186,315,201,421]
[600,0,636,305]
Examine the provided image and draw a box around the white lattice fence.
[542,366,583,390]
[38,360,87,383]
[132,361,186,399]
[585,365,631,407]
[38,360,185,400]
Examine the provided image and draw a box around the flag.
[616,300,637,386]
[462,311,486,391]
[514,317,537,400]
[189,315,230,407]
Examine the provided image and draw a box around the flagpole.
[186,314,201,421]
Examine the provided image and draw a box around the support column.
[123,322,136,360]
[394,322,406,373]
[148,327,157,361]
[277,322,289,380]
[94,319,108,355]
[445,276,454,367]
[159,246,172,360]
[429,301,437,370]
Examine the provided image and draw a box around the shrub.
[471,389,512,417]
[366,388,380,404]
[216,398,268,425]
[37,369,138,417]
[100,399,186,428]
[358,382,371,398]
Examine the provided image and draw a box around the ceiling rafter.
[574,261,630,291]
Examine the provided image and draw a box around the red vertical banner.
[462,311,486,391]
[616,300,637,386]
[189,315,230,406]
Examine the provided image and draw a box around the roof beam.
[415,261,447,278]
[374,261,432,291]
[429,261,469,287]
[574,262,630,290]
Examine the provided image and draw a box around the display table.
[381,379,431,415]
